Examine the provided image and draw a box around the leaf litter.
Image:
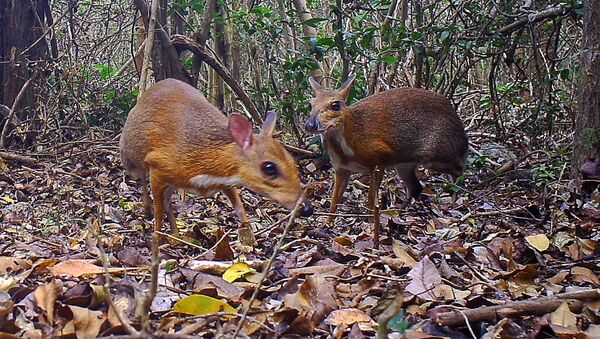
[0,139,599,338]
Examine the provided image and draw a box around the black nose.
[299,201,314,217]
[305,117,319,133]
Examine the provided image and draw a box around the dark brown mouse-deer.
[120,78,306,234]
[305,75,468,224]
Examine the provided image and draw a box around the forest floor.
[1,134,599,338]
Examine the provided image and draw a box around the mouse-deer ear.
[338,74,356,102]
[261,110,277,136]
[309,76,324,94]
[228,113,253,150]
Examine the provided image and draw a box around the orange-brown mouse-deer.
[120,78,307,234]
[305,75,468,223]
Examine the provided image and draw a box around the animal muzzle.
[305,116,321,134]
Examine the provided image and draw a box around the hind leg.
[395,163,423,200]
[140,176,154,219]
[164,185,178,234]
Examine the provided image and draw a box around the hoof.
[300,202,314,217]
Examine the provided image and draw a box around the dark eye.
[331,101,342,111]
[261,161,279,178]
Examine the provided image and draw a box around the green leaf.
[380,55,398,64]
[302,17,327,28]
[440,30,451,42]
[172,295,236,315]
[410,31,423,41]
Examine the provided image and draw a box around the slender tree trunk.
[209,1,228,110]
[573,0,600,177]
[191,0,216,87]
[292,0,323,83]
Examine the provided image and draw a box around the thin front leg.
[368,167,384,249]
[327,168,351,223]
[223,188,248,224]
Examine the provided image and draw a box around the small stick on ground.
[435,289,600,326]
[0,151,37,165]
[231,188,309,338]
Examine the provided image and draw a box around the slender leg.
[164,185,178,235]
[141,176,153,219]
[368,167,384,249]
[327,167,351,223]
[223,188,248,224]
[149,171,167,233]
[395,163,422,200]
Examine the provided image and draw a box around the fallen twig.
[435,289,600,326]
[231,187,309,338]
[0,151,37,165]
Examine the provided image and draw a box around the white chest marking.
[322,132,367,172]
[189,175,241,189]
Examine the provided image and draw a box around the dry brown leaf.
[214,227,234,261]
[405,256,441,301]
[570,266,600,286]
[550,302,578,328]
[324,308,374,327]
[283,274,338,324]
[48,259,123,277]
[33,280,61,324]
[68,305,106,339]
[391,239,417,268]
[289,263,345,277]
[0,257,31,274]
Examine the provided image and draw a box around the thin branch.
[171,34,263,123]
[231,186,310,337]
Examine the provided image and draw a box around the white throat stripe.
[190,175,241,188]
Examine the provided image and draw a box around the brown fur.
[307,75,468,222]
[120,78,302,233]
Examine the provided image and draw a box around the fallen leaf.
[405,257,441,301]
[0,257,32,274]
[324,308,375,327]
[570,266,600,286]
[525,234,550,251]
[172,294,236,315]
[392,239,417,268]
[68,305,106,339]
[550,302,577,328]
[48,259,124,277]
[1,196,15,204]
[222,262,255,283]
[214,228,234,261]
[34,280,61,324]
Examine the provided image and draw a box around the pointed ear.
[228,113,253,150]
[261,110,277,136]
[308,77,323,94]
[338,74,356,102]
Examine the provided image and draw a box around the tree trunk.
[209,1,228,110]
[572,0,600,178]
[292,0,323,83]
[0,0,52,147]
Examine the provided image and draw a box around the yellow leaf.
[222,262,255,283]
[122,202,135,211]
[1,196,15,204]
[172,294,236,315]
[525,234,550,251]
